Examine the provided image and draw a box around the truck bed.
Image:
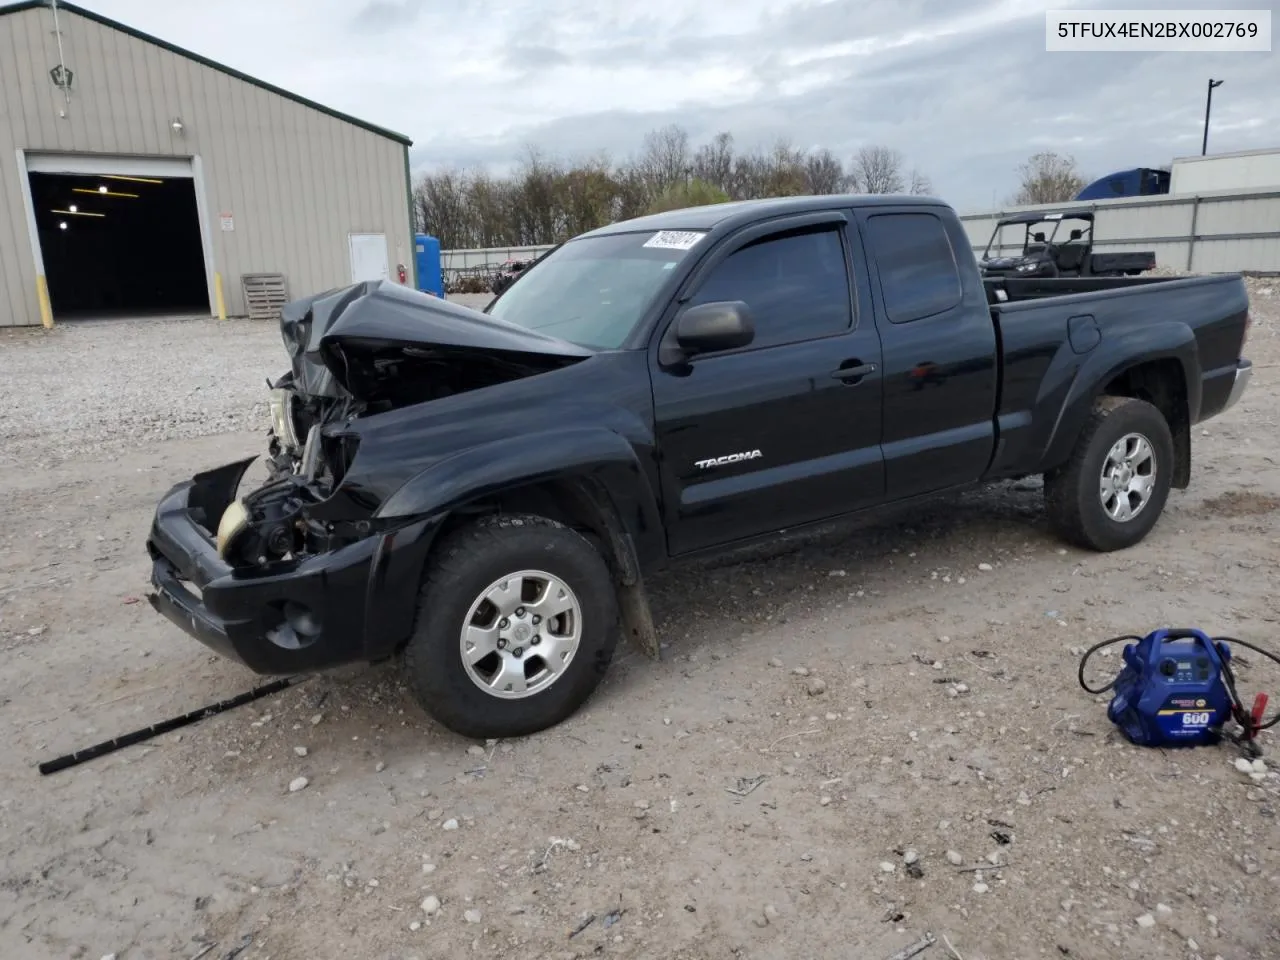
[984,275,1176,303]
[983,272,1251,481]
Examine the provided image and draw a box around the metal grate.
[240,273,289,322]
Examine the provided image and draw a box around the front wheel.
[402,514,619,739]
[1044,396,1174,552]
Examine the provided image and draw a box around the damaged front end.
[146,280,591,675]
[219,279,589,569]
[217,378,364,571]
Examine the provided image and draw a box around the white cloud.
[81,0,1280,208]
[782,0,1064,67]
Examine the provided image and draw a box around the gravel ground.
[1,281,1278,960]
[0,294,495,469]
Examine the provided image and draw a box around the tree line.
[414,122,1103,250]
[413,124,934,249]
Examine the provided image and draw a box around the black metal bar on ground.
[37,675,308,775]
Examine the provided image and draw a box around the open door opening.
[28,172,210,319]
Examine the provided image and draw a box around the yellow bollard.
[214,272,227,320]
[36,275,53,328]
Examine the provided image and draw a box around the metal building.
[1169,146,1280,195]
[0,0,414,328]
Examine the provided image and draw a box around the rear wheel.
[402,514,619,739]
[1044,396,1174,552]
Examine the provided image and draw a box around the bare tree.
[908,169,934,195]
[611,166,650,222]
[477,173,523,248]
[850,145,905,194]
[762,139,809,197]
[636,124,691,195]
[1014,151,1086,205]
[692,132,735,195]
[511,147,563,245]
[730,148,765,200]
[804,148,846,194]
[558,155,621,239]
[414,169,470,248]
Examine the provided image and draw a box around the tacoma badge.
[695,450,762,470]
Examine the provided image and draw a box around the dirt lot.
[1,283,1278,960]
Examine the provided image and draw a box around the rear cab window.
[865,212,963,323]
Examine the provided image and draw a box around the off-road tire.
[402,514,619,739]
[1044,395,1174,552]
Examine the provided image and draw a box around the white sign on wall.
[219,212,234,232]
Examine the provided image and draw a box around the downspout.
[50,0,72,113]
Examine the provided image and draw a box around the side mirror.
[674,301,755,356]
[1069,229,1082,241]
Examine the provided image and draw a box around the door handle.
[831,362,877,383]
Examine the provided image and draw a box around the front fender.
[373,426,664,559]
[1041,321,1199,471]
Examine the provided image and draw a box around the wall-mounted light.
[171,117,184,134]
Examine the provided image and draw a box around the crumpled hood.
[278,280,593,400]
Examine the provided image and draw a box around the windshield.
[486,231,705,349]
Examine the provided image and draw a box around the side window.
[865,213,963,324]
[688,227,851,349]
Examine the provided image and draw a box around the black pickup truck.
[979,209,1156,279]
[146,195,1252,739]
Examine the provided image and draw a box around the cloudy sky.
[88,0,1277,211]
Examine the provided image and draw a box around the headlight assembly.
[268,388,301,452]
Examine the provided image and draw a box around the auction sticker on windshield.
[643,230,705,251]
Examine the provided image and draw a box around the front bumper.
[146,459,438,675]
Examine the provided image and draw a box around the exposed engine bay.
[213,280,591,572]
[214,372,359,570]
